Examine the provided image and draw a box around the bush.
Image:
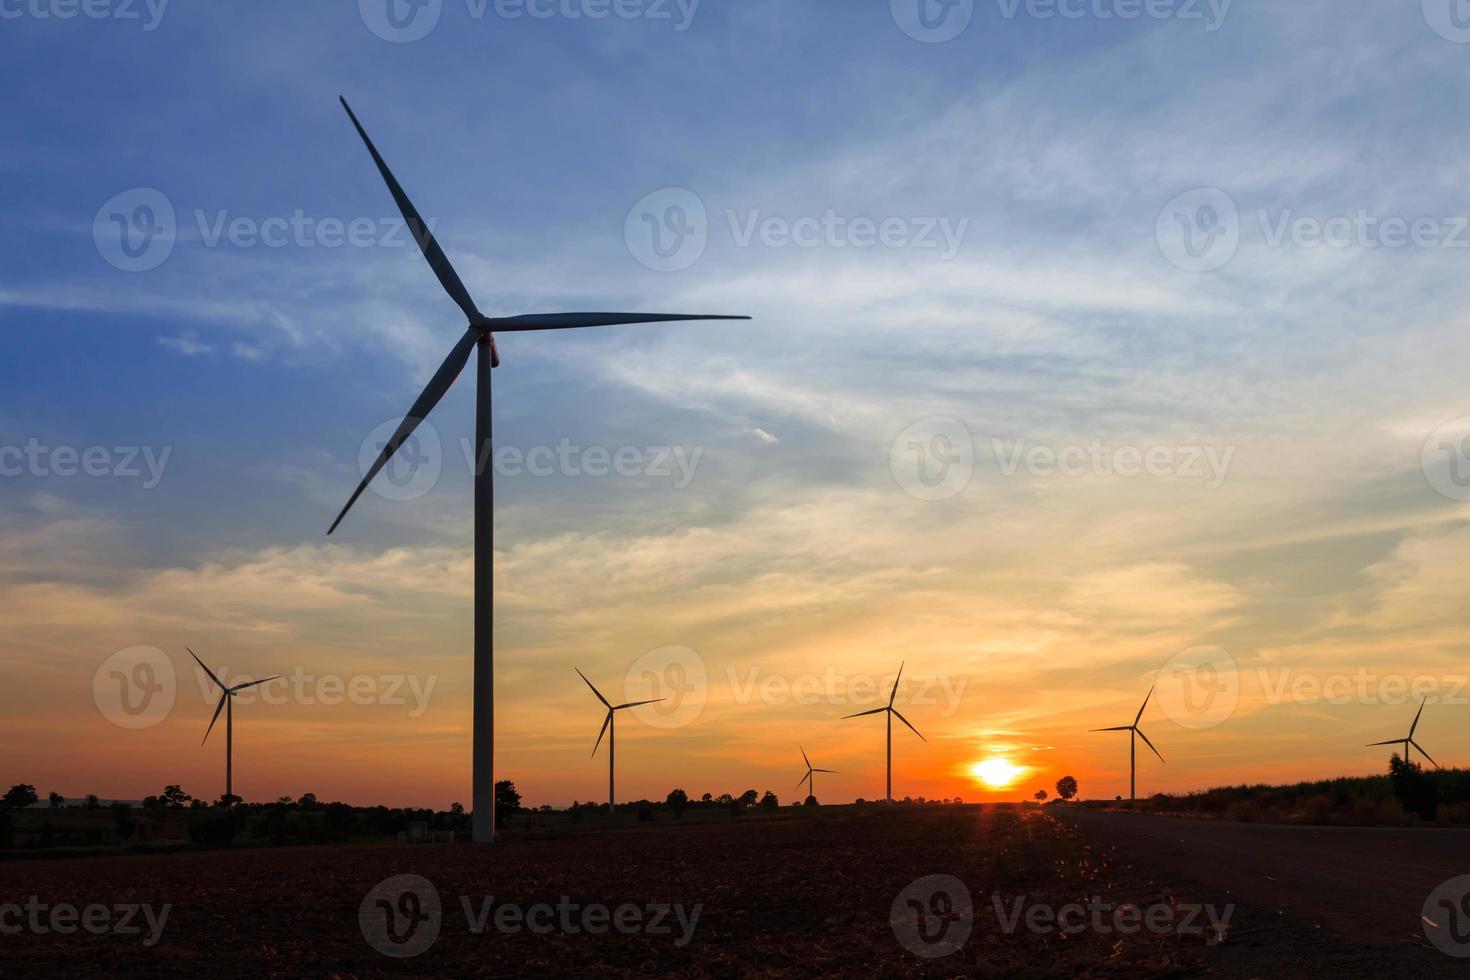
[1390,755,1439,821]
[188,809,245,845]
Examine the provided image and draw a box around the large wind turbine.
[1366,699,1441,769]
[577,668,663,812]
[796,746,836,802]
[327,98,749,843]
[189,648,279,806]
[842,662,926,802]
[1091,685,1164,802]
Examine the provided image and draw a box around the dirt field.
[0,804,1460,977]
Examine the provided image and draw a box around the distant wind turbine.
[1366,699,1441,769]
[577,668,664,812]
[1091,684,1164,802]
[327,98,749,843]
[842,662,926,802]
[796,746,836,801]
[189,648,279,805]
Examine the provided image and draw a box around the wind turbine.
[189,648,280,806]
[1366,699,1441,769]
[796,746,836,802]
[1091,685,1164,802]
[327,98,749,843]
[842,662,926,802]
[576,668,664,812]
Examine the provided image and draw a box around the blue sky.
[5,1,1470,806]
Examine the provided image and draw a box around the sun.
[970,758,1024,789]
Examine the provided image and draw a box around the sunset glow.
[970,758,1024,791]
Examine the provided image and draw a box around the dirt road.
[1063,807,1470,977]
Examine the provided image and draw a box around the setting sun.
[970,758,1024,790]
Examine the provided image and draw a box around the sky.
[4,0,1470,808]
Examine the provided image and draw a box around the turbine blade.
[229,676,281,693]
[575,668,611,708]
[202,693,228,745]
[892,708,926,742]
[592,711,611,757]
[327,327,478,534]
[1134,685,1154,726]
[1136,727,1165,763]
[1411,740,1442,769]
[1092,726,1132,732]
[187,647,227,692]
[890,661,905,707]
[813,769,838,773]
[800,745,811,769]
[614,698,664,710]
[1411,699,1426,737]
[489,313,750,332]
[797,773,810,790]
[842,707,889,719]
[339,97,481,322]
[1365,739,1404,747]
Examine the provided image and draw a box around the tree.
[1390,754,1439,821]
[48,792,64,810]
[450,802,465,816]
[666,789,689,817]
[495,780,521,828]
[739,789,759,808]
[700,792,713,803]
[2,785,38,810]
[760,790,779,811]
[1055,776,1078,802]
[216,793,242,809]
[85,794,100,810]
[1034,790,1048,802]
[297,792,318,810]
[162,785,192,809]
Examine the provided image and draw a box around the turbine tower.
[842,662,926,802]
[1366,699,1441,769]
[1091,685,1164,802]
[189,648,279,805]
[796,746,836,801]
[327,98,749,843]
[576,668,664,812]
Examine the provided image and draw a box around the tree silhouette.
[1034,790,1048,802]
[1055,776,1078,802]
[494,780,521,828]
[666,788,689,817]
[162,785,192,809]
[48,791,63,810]
[2,785,38,809]
[760,790,779,811]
